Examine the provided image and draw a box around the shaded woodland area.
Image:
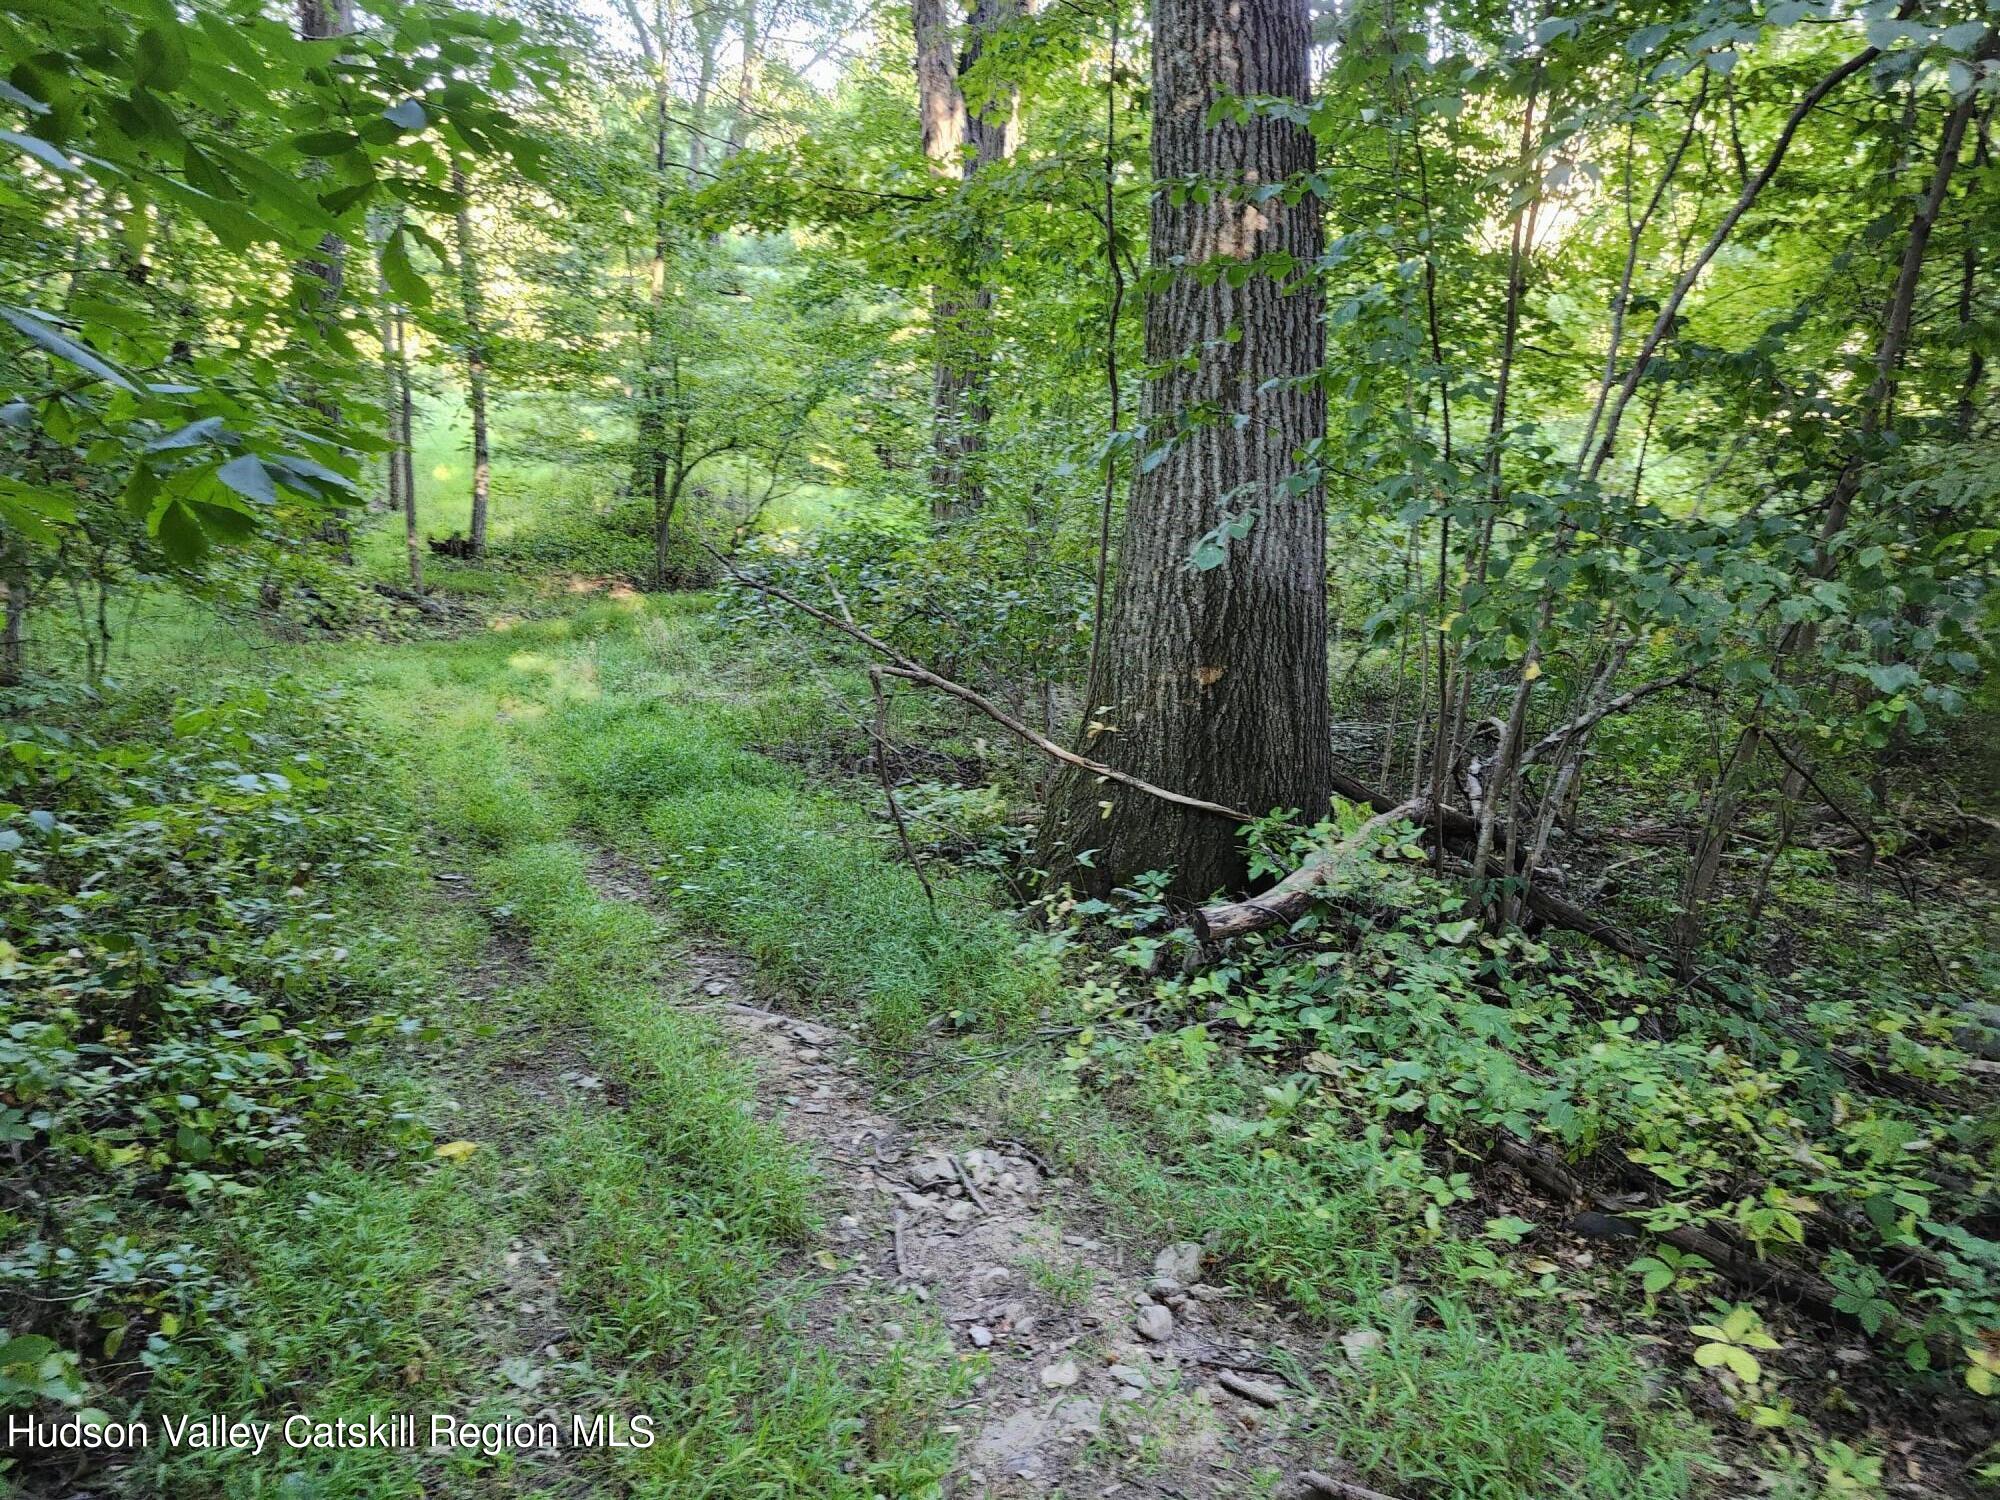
[1,0,1998,1494]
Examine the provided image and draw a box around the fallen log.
[1192,800,1423,941]
[370,580,447,616]
[1486,1134,1847,1326]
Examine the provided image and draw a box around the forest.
[0,0,1995,1494]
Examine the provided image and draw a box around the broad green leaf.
[135,26,192,92]
[216,454,277,506]
[148,416,225,451]
[152,497,207,564]
[0,305,138,391]
[381,229,432,307]
[292,130,362,158]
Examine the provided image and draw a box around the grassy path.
[345,592,1335,1496]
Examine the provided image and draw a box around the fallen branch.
[1193,800,1423,941]
[370,580,447,616]
[866,666,938,917]
[1487,1134,1848,1325]
[1516,671,1702,770]
[706,546,1254,824]
[949,1152,992,1215]
[1293,1471,1409,1500]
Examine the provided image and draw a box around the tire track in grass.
[584,844,1354,1500]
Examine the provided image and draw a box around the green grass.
[346,621,966,1498]
[59,606,961,1498]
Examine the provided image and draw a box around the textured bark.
[451,167,492,553]
[1040,0,1329,898]
[1,549,23,687]
[913,0,966,170]
[391,305,421,591]
[915,0,1017,519]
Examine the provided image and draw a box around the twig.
[994,1137,1052,1176]
[890,1211,918,1282]
[1293,1472,1409,1500]
[950,1152,992,1214]
[1216,1370,1285,1408]
[867,665,938,917]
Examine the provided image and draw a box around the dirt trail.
[585,849,1363,1500]
[426,877,605,1497]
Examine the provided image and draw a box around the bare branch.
[703,545,1257,824]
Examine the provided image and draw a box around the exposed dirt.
[582,847,1370,1500]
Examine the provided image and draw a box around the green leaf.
[135,26,192,92]
[1721,1345,1761,1382]
[293,130,362,158]
[0,305,138,391]
[0,127,81,175]
[182,143,241,201]
[147,416,224,451]
[216,454,277,506]
[0,1335,56,1368]
[0,480,75,542]
[153,497,207,564]
[381,229,432,308]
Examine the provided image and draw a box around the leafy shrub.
[501,488,723,587]
[726,510,1094,694]
[1045,806,2000,1390]
[0,677,427,1408]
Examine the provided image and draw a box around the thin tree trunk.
[1672,80,1981,968]
[1085,9,1125,701]
[297,0,355,561]
[635,0,673,538]
[1,547,24,687]
[450,166,492,553]
[1040,0,1329,898]
[380,304,404,516]
[393,305,422,591]
[724,0,762,157]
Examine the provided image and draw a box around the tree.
[1039,0,1329,897]
[450,165,493,553]
[914,0,1020,520]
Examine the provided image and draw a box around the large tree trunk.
[450,167,492,553]
[1039,0,1329,899]
[914,0,1017,521]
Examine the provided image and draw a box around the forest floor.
[39,568,1972,1500]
